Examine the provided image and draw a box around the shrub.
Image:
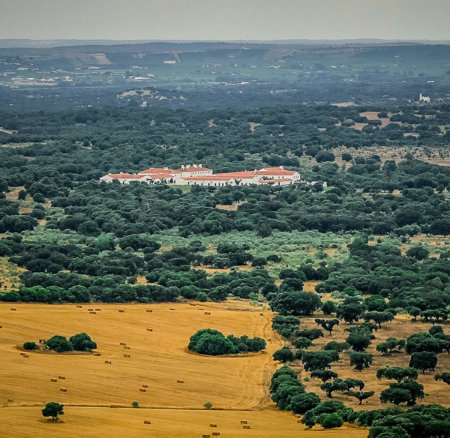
[45,335,73,353]
[290,392,321,414]
[131,400,139,408]
[273,347,295,363]
[320,413,344,429]
[69,333,97,352]
[23,341,38,350]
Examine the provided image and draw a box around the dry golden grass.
[193,264,253,277]
[0,301,369,437]
[293,315,450,410]
[215,201,246,211]
[0,406,367,438]
[0,301,282,410]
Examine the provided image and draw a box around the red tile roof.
[183,175,236,181]
[257,167,297,176]
[139,168,175,174]
[258,178,292,184]
[108,174,145,179]
[214,171,257,178]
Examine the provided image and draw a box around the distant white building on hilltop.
[419,93,431,103]
[100,165,301,187]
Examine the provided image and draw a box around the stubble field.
[0,301,367,437]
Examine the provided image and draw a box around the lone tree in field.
[315,318,340,335]
[42,402,64,421]
[350,352,373,371]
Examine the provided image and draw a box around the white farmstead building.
[100,164,301,187]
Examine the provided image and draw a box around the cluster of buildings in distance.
[100,164,302,186]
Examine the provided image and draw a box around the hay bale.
[177,380,184,384]
[58,376,65,379]
[212,433,221,436]
[147,328,153,332]
[89,311,97,314]
[95,308,101,311]
[10,308,16,311]
[260,313,264,316]
[0,325,2,328]
[124,346,130,350]
[50,378,57,382]
[120,342,126,345]
[124,354,131,358]
[104,360,112,364]
[142,384,148,388]
[140,388,146,392]
[144,420,151,424]
[88,308,94,311]
[209,424,217,428]
[60,388,67,392]
[169,308,175,311]
[118,309,125,313]
[94,352,101,356]
[7,399,13,403]
[76,305,83,308]
[240,420,248,424]
[146,309,152,313]
[243,425,251,429]
[202,435,210,438]
[204,312,211,315]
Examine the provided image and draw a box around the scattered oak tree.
[349,352,373,371]
[42,402,64,421]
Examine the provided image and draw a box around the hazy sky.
[1,0,449,41]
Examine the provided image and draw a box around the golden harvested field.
[295,315,450,410]
[0,301,360,437]
[0,301,281,410]
[0,406,367,438]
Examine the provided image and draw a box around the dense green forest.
[0,103,449,309]
[0,94,449,437]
